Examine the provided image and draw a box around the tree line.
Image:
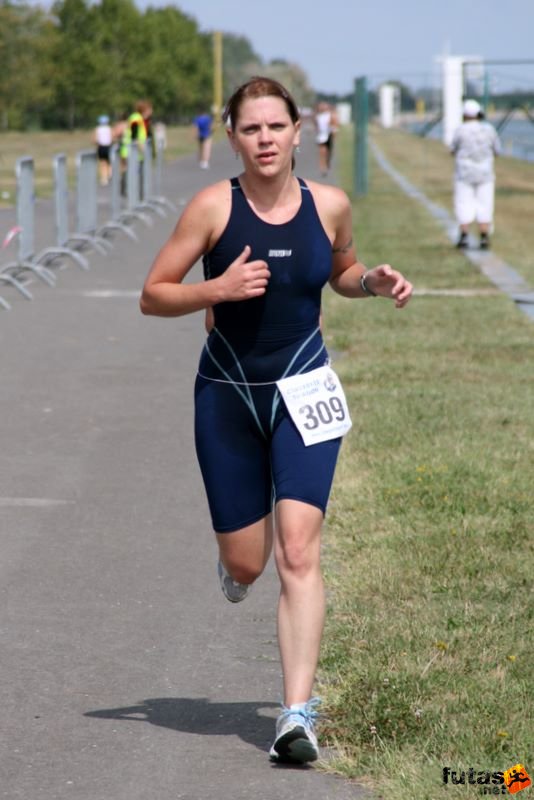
[0,0,316,131]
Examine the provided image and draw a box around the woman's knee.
[277,538,318,577]
[275,517,322,577]
[223,556,264,585]
[275,501,322,574]
[217,517,273,585]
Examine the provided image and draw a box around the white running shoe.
[269,698,321,764]
[217,560,250,603]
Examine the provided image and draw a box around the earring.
[295,145,300,153]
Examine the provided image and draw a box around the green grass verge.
[317,128,533,799]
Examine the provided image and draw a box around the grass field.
[317,127,533,799]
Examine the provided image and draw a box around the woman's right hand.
[218,246,270,301]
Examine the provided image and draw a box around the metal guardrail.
[75,150,112,255]
[96,145,139,242]
[101,140,176,235]
[17,156,35,263]
[142,143,177,215]
[0,156,57,302]
[128,143,154,225]
[1,139,175,310]
[51,153,90,269]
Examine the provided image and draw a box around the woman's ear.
[226,127,237,155]
[293,119,301,149]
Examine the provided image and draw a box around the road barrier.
[0,139,169,311]
[142,143,178,216]
[76,150,113,256]
[0,156,57,303]
[53,153,90,270]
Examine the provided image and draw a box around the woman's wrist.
[359,271,377,297]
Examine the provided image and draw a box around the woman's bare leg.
[274,499,324,706]
[216,514,274,585]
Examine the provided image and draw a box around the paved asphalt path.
[1,130,370,799]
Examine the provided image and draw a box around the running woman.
[140,76,412,764]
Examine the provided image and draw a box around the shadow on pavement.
[85,697,280,753]
[86,697,322,771]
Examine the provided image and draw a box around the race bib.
[276,366,352,446]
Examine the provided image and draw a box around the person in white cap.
[450,99,501,249]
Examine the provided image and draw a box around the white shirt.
[95,123,112,147]
[315,111,333,144]
[450,120,501,183]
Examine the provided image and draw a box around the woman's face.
[228,95,300,177]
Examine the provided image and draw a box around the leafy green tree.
[221,33,263,100]
[138,7,212,122]
[0,1,56,129]
[218,38,315,110]
[0,1,319,130]
[50,0,103,128]
[262,59,315,108]
[88,0,145,121]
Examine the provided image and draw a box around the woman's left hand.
[366,264,413,308]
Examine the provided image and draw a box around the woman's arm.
[140,183,271,318]
[315,184,413,308]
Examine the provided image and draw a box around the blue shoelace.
[279,696,321,726]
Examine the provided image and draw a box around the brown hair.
[135,99,153,117]
[222,76,300,131]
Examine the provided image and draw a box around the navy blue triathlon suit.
[194,177,342,533]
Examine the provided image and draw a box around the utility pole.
[353,77,368,196]
[213,31,223,120]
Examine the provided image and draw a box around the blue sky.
[136,0,534,95]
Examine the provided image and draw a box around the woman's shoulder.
[298,178,351,238]
[178,179,233,243]
[185,179,232,216]
[300,178,350,213]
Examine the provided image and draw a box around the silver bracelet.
[360,272,377,297]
